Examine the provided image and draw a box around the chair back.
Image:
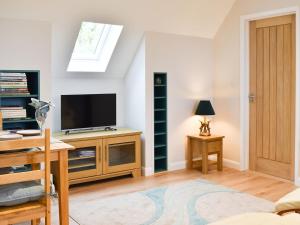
[0,129,51,215]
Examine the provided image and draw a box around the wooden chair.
[0,129,51,225]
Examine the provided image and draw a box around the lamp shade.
[195,100,215,116]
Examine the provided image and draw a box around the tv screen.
[61,94,116,130]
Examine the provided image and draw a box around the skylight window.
[67,22,123,72]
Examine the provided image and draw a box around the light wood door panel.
[249,15,295,180]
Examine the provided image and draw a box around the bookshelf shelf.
[155,155,167,160]
[155,144,166,148]
[1,94,39,98]
[3,118,36,124]
[154,120,166,124]
[0,70,40,130]
[154,73,168,173]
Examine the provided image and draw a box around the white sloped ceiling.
[0,0,236,77]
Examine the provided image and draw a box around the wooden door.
[249,15,296,180]
[103,135,141,174]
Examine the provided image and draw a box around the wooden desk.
[187,135,224,174]
[0,140,74,225]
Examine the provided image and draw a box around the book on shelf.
[0,106,23,110]
[0,73,30,95]
[0,107,27,119]
[0,82,27,85]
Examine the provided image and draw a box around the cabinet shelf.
[154,96,166,99]
[68,156,96,161]
[69,163,96,170]
[155,109,166,112]
[155,132,166,136]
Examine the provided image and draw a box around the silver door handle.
[249,94,256,102]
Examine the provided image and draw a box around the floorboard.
[70,167,296,203]
[23,167,296,224]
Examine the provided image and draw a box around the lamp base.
[199,120,211,136]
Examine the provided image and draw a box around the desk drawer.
[207,140,222,153]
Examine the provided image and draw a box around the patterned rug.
[69,179,274,225]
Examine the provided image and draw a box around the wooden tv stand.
[52,128,142,185]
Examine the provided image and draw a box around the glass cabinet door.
[108,142,136,166]
[68,140,101,180]
[103,136,140,174]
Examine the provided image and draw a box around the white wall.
[51,16,126,131]
[144,32,214,174]
[214,0,300,167]
[124,38,146,168]
[52,76,124,131]
[0,18,52,127]
[0,0,236,132]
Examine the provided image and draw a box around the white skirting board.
[142,167,154,176]
[208,155,241,170]
[167,157,241,172]
[168,161,186,171]
[295,178,300,187]
[142,158,241,177]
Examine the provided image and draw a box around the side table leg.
[202,142,208,174]
[187,137,193,169]
[217,143,223,171]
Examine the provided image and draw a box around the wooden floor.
[69,167,296,203]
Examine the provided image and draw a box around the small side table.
[187,135,224,174]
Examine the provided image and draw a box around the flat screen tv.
[61,94,116,131]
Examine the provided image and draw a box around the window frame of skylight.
[67,21,123,72]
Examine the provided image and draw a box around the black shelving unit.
[154,73,167,173]
[0,70,40,130]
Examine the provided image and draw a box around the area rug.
[69,179,274,225]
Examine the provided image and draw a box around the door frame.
[240,7,300,184]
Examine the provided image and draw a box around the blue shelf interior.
[154,73,167,173]
[0,70,40,130]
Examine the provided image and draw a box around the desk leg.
[58,150,69,225]
[187,137,193,169]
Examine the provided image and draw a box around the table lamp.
[195,100,215,136]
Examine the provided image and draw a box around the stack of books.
[0,106,27,119]
[0,73,30,95]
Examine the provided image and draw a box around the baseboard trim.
[142,167,154,176]
[144,158,241,175]
[208,156,241,170]
[168,161,186,171]
[295,178,300,186]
